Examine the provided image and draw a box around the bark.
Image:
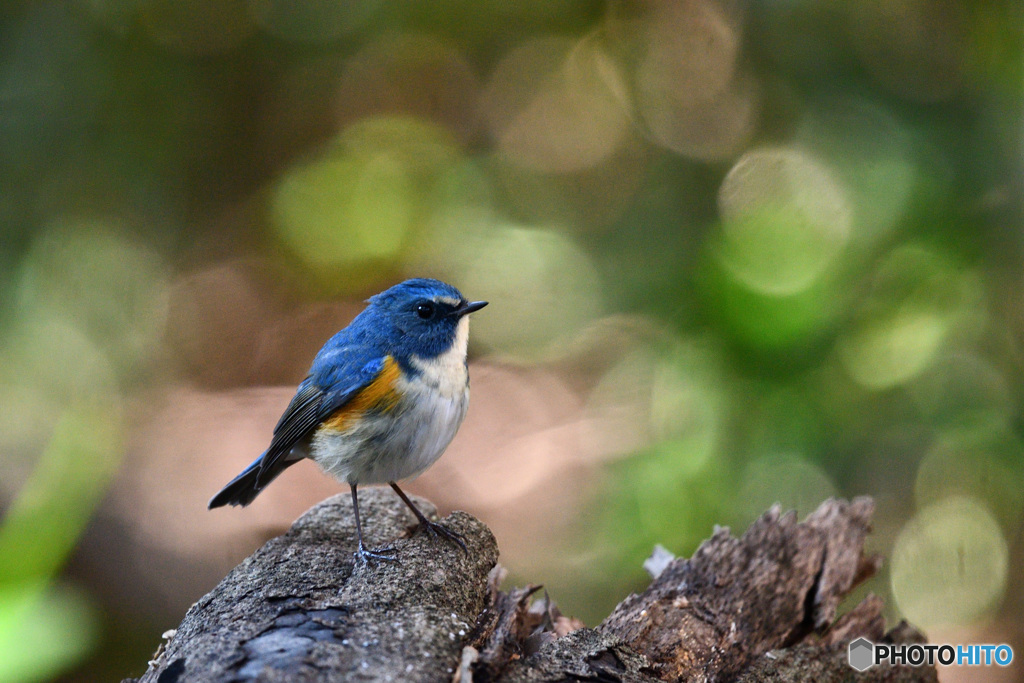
[128,491,935,682]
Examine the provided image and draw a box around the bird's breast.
[311,367,469,485]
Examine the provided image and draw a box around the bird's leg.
[350,484,398,563]
[389,482,467,553]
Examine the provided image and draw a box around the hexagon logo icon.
[848,637,875,672]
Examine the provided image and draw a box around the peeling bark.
[127,492,935,683]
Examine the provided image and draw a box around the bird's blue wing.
[208,352,389,508]
[254,355,388,488]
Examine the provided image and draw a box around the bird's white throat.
[408,316,470,398]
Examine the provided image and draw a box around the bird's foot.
[415,518,468,553]
[354,543,399,564]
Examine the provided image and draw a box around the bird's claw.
[416,519,468,553]
[354,543,399,564]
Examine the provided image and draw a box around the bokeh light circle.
[457,225,603,357]
[891,497,1008,629]
[481,35,631,173]
[716,147,852,296]
[796,97,916,243]
[634,0,757,160]
[838,244,978,390]
[272,151,413,268]
[270,117,461,276]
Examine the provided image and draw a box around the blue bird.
[209,278,488,563]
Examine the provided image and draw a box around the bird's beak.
[454,300,488,317]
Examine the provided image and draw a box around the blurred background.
[0,0,1021,681]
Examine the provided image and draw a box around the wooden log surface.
[128,491,936,682]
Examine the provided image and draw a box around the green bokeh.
[0,1,1021,677]
[0,407,122,682]
[270,116,463,291]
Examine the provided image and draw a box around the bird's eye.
[415,302,436,319]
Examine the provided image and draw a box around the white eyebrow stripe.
[436,296,460,306]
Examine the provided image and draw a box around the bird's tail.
[208,452,294,509]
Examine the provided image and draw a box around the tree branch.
[128,492,935,682]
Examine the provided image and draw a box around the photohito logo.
[848,638,874,672]
[848,638,1014,671]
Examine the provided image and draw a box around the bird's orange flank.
[320,356,402,432]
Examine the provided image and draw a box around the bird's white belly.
[310,369,469,486]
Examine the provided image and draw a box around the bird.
[208,278,488,563]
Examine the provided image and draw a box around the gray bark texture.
[127,491,937,683]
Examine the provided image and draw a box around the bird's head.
[366,278,487,360]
